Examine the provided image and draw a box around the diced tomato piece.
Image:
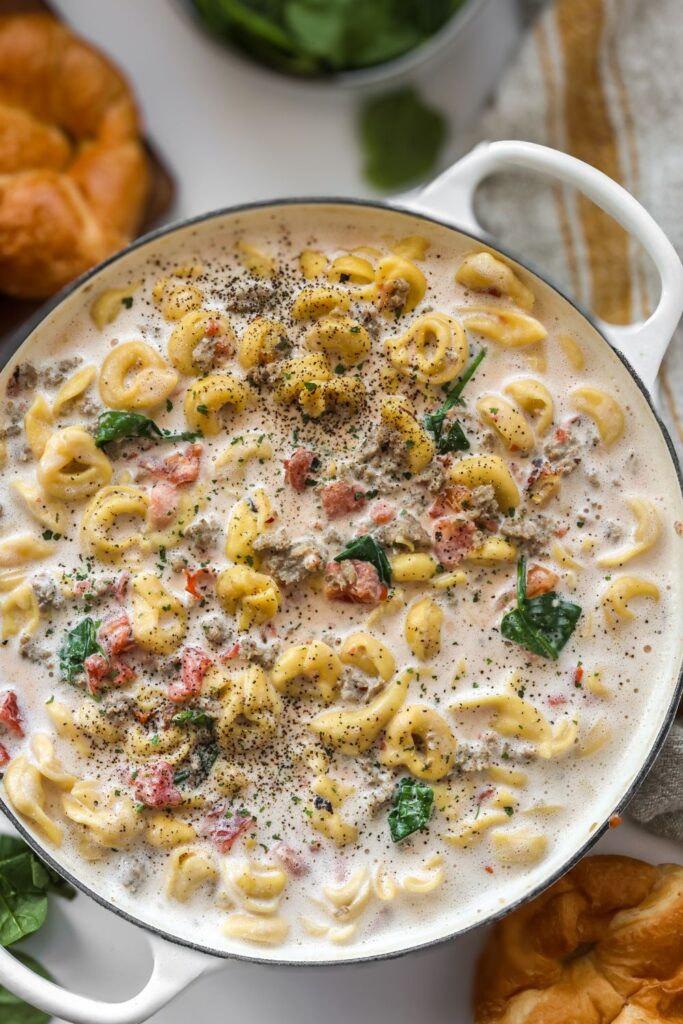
[183,567,215,599]
[431,517,476,567]
[526,564,559,598]
[110,657,136,687]
[114,571,130,603]
[148,479,180,527]
[140,443,202,487]
[272,841,310,876]
[284,448,317,493]
[324,560,387,605]
[219,642,241,662]
[369,500,395,525]
[98,613,134,656]
[84,653,109,695]
[204,318,221,338]
[168,646,213,703]
[321,481,366,519]
[0,744,9,767]
[203,810,254,853]
[429,485,472,519]
[133,761,182,809]
[0,691,23,737]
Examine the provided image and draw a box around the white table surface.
[3,1,681,1021]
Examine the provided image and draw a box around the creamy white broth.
[0,204,681,961]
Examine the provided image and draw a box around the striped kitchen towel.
[470,0,683,841]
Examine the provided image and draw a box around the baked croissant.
[0,13,149,299]
[474,855,683,1024]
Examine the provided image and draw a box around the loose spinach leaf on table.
[334,534,392,587]
[94,411,200,449]
[501,557,582,660]
[0,837,74,947]
[58,617,104,682]
[0,951,52,1024]
[0,848,48,947]
[359,87,447,191]
[423,347,486,453]
[389,777,434,843]
[0,837,73,1022]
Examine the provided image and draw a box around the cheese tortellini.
[100,342,179,411]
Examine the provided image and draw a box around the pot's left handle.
[399,140,683,392]
[0,933,219,1024]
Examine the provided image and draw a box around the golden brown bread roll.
[0,13,149,299]
[474,855,683,1024]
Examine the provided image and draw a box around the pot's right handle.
[402,140,683,392]
[0,932,219,1024]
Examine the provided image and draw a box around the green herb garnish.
[388,777,434,842]
[334,533,392,586]
[172,709,215,728]
[500,557,582,661]
[94,411,199,448]
[424,348,486,453]
[58,617,104,681]
[196,743,219,783]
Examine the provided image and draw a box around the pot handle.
[0,931,219,1024]
[400,140,683,391]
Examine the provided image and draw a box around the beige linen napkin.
[467,0,683,840]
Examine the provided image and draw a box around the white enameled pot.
[0,140,682,1024]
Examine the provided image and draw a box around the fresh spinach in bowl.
[188,0,467,76]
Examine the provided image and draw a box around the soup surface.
[0,205,681,959]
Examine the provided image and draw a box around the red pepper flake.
[484,865,494,875]
[573,665,584,687]
[477,787,494,803]
[608,814,623,829]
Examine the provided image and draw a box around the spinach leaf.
[424,347,486,452]
[172,709,215,728]
[436,418,470,455]
[501,557,582,660]
[94,411,200,449]
[0,838,75,949]
[359,87,447,191]
[196,744,219,784]
[0,952,52,1024]
[58,618,104,682]
[388,777,434,843]
[334,534,392,587]
[190,0,465,77]
[0,848,48,947]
